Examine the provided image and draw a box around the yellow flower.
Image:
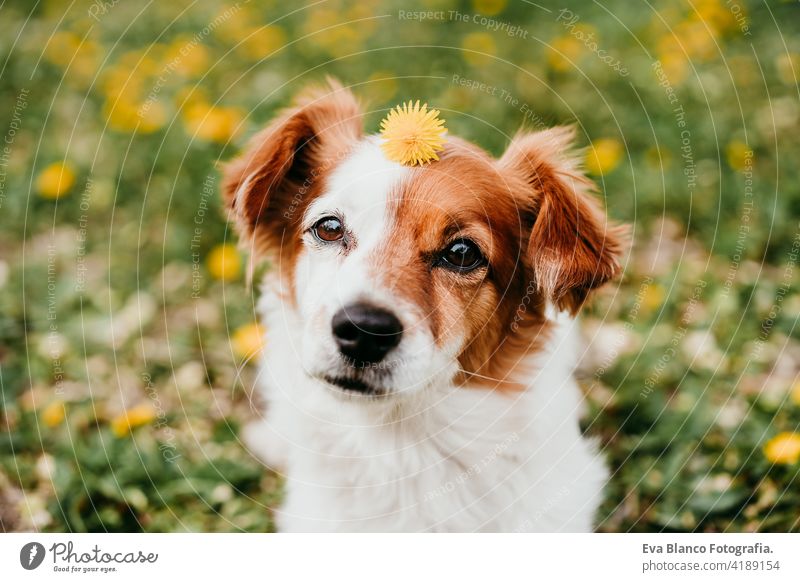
[775,53,800,86]
[183,103,243,143]
[725,140,753,171]
[206,244,241,281]
[693,0,738,35]
[642,283,666,313]
[37,162,76,199]
[174,86,208,111]
[473,0,507,16]
[380,101,447,166]
[645,146,672,169]
[166,37,210,77]
[791,381,800,406]
[138,101,168,133]
[675,19,717,61]
[232,322,266,360]
[240,26,287,60]
[104,98,165,134]
[111,403,157,437]
[586,138,623,176]
[763,432,800,465]
[655,48,689,86]
[462,32,496,67]
[41,401,65,427]
[547,35,582,72]
[212,5,257,44]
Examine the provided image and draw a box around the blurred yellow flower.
[212,5,257,44]
[111,403,157,437]
[44,31,82,67]
[642,283,666,313]
[675,20,717,61]
[693,0,737,35]
[462,32,496,67]
[240,26,287,60]
[725,140,753,171]
[547,35,582,72]
[206,244,241,281]
[791,381,800,406]
[166,38,210,77]
[174,86,209,111]
[183,102,243,143]
[658,52,688,86]
[232,322,266,360]
[37,162,76,199]
[137,101,168,133]
[104,98,165,134]
[102,65,143,100]
[763,432,800,465]
[41,401,65,427]
[44,31,100,86]
[586,138,623,176]
[473,0,507,16]
[645,146,672,169]
[775,53,799,86]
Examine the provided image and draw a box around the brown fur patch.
[221,79,363,301]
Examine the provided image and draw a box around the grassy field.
[1,0,799,532]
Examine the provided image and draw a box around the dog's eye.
[313,216,344,242]
[440,239,485,272]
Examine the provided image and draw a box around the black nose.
[332,303,403,365]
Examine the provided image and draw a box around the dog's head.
[223,80,625,398]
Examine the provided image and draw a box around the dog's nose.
[331,303,403,364]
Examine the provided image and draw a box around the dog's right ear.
[222,79,362,248]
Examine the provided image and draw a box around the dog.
[222,80,625,532]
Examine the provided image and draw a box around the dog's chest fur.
[246,284,608,532]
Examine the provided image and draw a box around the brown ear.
[221,78,362,251]
[499,126,626,313]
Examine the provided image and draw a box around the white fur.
[242,139,608,532]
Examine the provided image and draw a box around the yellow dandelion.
[232,322,266,360]
[174,86,208,111]
[206,243,241,281]
[645,146,672,169]
[37,162,76,199]
[240,25,287,60]
[547,36,582,73]
[380,101,447,166]
[726,140,753,171]
[183,103,243,143]
[473,0,507,16]
[166,37,210,77]
[586,138,623,176]
[775,53,800,86]
[763,432,800,465]
[642,283,666,313]
[44,31,81,68]
[462,32,496,67]
[791,381,800,406]
[41,401,65,428]
[110,403,157,438]
[137,101,167,133]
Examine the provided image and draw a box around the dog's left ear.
[221,78,362,250]
[499,126,626,313]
